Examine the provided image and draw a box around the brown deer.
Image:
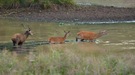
[48,31,70,44]
[11,25,33,47]
[76,30,107,42]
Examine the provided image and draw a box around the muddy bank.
[0,5,135,22]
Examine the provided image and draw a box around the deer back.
[77,31,97,40]
[11,33,27,43]
[49,31,70,43]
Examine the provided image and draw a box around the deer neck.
[96,32,103,38]
[24,33,29,39]
[63,33,68,39]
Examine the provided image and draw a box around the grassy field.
[0,44,135,75]
[0,19,135,75]
[74,0,135,7]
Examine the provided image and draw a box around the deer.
[76,30,107,42]
[11,24,33,47]
[48,31,70,44]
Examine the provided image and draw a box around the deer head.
[98,30,107,37]
[21,24,33,36]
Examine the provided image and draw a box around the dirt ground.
[0,5,135,22]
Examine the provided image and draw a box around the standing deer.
[48,31,70,44]
[76,30,107,42]
[11,25,33,47]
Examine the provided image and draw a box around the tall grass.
[0,0,75,9]
[0,0,19,8]
[0,47,135,75]
[51,0,74,5]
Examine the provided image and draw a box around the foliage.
[0,0,19,8]
[51,0,74,5]
[0,48,135,75]
[42,0,52,9]
[0,0,75,9]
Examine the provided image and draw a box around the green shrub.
[0,0,30,8]
[40,0,74,9]
[51,0,74,5]
[42,0,52,9]
[0,0,16,8]
[0,0,74,9]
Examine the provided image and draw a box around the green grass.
[0,45,135,75]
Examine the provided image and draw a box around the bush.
[40,0,75,9]
[42,0,52,9]
[0,0,18,8]
[0,0,75,9]
[51,0,74,5]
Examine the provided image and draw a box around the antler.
[64,30,70,33]
[21,24,31,30]
[27,25,31,30]
[21,24,27,29]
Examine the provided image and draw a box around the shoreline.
[75,20,135,24]
[1,17,135,24]
[0,5,135,23]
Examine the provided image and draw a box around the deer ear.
[101,30,107,35]
[102,30,107,33]
[103,30,106,31]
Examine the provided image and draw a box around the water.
[0,19,135,54]
[74,0,135,8]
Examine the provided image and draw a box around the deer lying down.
[11,28,33,47]
[49,31,70,44]
[76,30,107,42]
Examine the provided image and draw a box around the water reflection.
[0,41,49,54]
[103,40,135,50]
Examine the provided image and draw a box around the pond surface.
[74,0,135,8]
[0,19,135,54]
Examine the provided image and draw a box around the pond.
[74,0,135,8]
[0,19,135,54]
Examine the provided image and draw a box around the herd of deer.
[11,25,107,47]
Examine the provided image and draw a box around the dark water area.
[0,41,49,53]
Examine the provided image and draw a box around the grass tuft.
[0,48,135,75]
[0,0,75,9]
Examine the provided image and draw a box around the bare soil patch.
[0,5,135,22]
